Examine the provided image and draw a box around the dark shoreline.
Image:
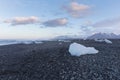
[0,39,120,80]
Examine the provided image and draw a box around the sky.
[0,0,120,40]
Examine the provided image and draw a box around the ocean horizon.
[0,39,44,46]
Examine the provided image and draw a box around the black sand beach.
[0,39,120,80]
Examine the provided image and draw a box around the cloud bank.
[63,2,91,18]
[4,16,40,26]
[43,18,68,27]
[93,17,120,27]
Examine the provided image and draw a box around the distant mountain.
[87,33,120,39]
[54,36,72,40]
[53,35,82,40]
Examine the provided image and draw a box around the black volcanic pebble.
[0,40,120,80]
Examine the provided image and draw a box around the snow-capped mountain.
[87,33,120,39]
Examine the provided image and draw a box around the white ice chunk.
[69,43,99,56]
[95,39,112,44]
[104,39,112,44]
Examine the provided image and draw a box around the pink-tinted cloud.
[4,16,40,26]
[63,2,91,18]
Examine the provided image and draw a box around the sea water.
[0,40,43,46]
